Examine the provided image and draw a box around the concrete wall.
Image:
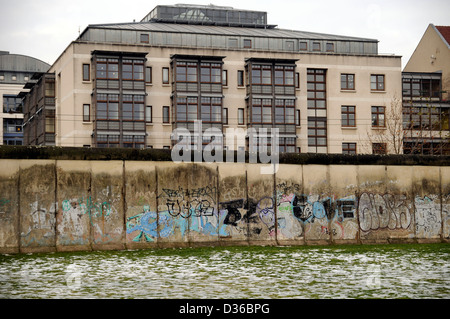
[0,158,449,254]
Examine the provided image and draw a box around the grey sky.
[1,0,449,68]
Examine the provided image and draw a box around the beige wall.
[404,24,450,101]
[50,41,402,153]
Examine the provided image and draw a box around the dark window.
[372,106,385,127]
[295,73,300,89]
[163,106,170,123]
[123,95,145,121]
[45,109,55,133]
[244,39,252,48]
[223,108,228,125]
[45,79,55,97]
[176,62,198,83]
[275,99,295,124]
[308,118,327,147]
[146,106,152,123]
[3,95,22,113]
[201,63,221,84]
[96,94,119,121]
[123,59,144,81]
[176,97,198,122]
[82,64,90,81]
[341,74,355,90]
[96,58,119,80]
[237,70,245,87]
[372,143,387,155]
[274,66,294,86]
[342,143,357,155]
[279,137,296,153]
[145,67,152,84]
[201,97,222,123]
[251,64,272,85]
[371,74,385,91]
[252,98,272,124]
[296,109,300,126]
[307,69,327,109]
[341,106,356,127]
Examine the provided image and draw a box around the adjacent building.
[21,4,403,154]
[0,51,50,145]
[402,24,450,155]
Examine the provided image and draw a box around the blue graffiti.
[126,211,174,242]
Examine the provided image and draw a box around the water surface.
[0,244,448,299]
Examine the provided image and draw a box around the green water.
[0,244,448,299]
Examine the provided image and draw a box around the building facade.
[0,51,50,146]
[402,24,450,155]
[22,4,402,154]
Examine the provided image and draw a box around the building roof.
[83,21,378,43]
[435,25,450,47]
[0,52,50,73]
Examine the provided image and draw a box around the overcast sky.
[1,0,449,68]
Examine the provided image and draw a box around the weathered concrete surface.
[0,158,448,255]
[56,161,92,252]
[90,161,124,251]
[125,161,158,250]
[19,160,57,253]
[0,160,20,254]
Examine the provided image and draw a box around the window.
[146,106,152,123]
[83,104,90,122]
[372,143,387,155]
[296,110,301,126]
[312,42,321,51]
[45,79,55,97]
[145,67,152,84]
[307,69,327,109]
[238,108,244,125]
[162,67,169,84]
[123,59,144,81]
[163,106,170,123]
[123,95,145,121]
[243,39,252,49]
[279,137,296,153]
[341,106,356,127]
[97,134,120,148]
[237,70,245,87]
[308,118,327,147]
[251,64,272,85]
[275,99,295,124]
[3,95,22,113]
[371,106,385,127]
[176,97,198,122]
[45,110,55,133]
[222,70,228,86]
[176,62,198,83]
[299,41,308,51]
[223,108,228,125]
[371,74,385,91]
[252,98,272,124]
[341,74,355,90]
[326,43,335,52]
[96,94,119,121]
[201,63,221,84]
[201,97,222,123]
[295,73,300,89]
[96,58,119,80]
[342,143,357,155]
[124,135,145,149]
[274,66,294,86]
[83,64,90,81]
[140,34,149,43]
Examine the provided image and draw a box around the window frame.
[342,142,357,155]
[371,74,385,91]
[341,105,356,127]
[238,108,245,125]
[162,67,170,85]
[82,64,90,82]
[341,73,355,91]
[371,106,386,128]
[308,117,327,147]
[83,104,90,122]
[163,106,170,123]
